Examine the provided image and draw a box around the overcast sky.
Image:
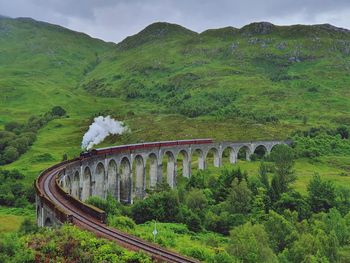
[1,0,350,43]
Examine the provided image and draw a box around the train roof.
[95,139,214,151]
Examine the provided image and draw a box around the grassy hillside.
[2,16,350,262]
[0,16,350,186]
[83,21,350,127]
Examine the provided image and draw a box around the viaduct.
[35,139,286,262]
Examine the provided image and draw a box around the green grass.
[130,222,229,261]
[222,158,350,194]
[0,215,23,233]
[0,207,33,233]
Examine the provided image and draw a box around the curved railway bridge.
[35,139,286,262]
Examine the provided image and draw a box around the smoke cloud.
[81,116,128,150]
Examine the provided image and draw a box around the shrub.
[227,222,277,263]
[131,191,180,224]
[108,215,136,231]
[86,194,120,216]
[177,205,202,232]
[307,174,336,213]
[1,146,19,164]
[51,106,66,117]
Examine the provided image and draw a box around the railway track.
[37,161,199,263]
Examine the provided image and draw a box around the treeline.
[88,145,350,262]
[0,169,34,207]
[292,125,350,158]
[0,106,66,165]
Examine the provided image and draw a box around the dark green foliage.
[336,125,349,139]
[184,188,208,216]
[264,210,298,252]
[258,162,270,189]
[224,179,252,214]
[0,233,34,263]
[0,224,152,263]
[18,218,38,234]
[4,122,23,134]
[293,127,350,158]
[131,191,180,224]
[307,174,336,213]
[51,106,66,117]
[211,168,248,202]
[178,205,202,232]
[108,215,136,231]
[204,210,245,235]
[2,146,19,164]
[0,169,31,207]
[0,107,66,164]
[274,191,311,220]
[269,145,295,199]
[186,170,208,189]
[61,153,68,161]
[227,222,278,263]
[86,194,121,216]
[336,186,350,215]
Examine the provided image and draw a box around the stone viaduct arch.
[95,162,106,198]
[148,153,158,189]
[134,155,146,200]
[60,139,286,205]
[82,167,92,201]
[120,157,132,204]
[107,159,118,201]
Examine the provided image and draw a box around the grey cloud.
[0,0,350,43]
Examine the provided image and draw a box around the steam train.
[80,139,214,159]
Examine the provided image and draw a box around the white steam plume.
[81,116,128,150]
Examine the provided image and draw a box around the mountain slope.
[83,21,350,126]
[0,16,114,123]
[0,17,350,179]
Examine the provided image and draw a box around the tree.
[51,106,66,117]
[204,210,245,235]
[2,146,19,164]
[19,218,38,234]
[9,137,29,154]
[131,191,180,224]
[258,162,270,190]
[286,230,338,262]
[186,170,207,189]
[336,186,350,215]
[270,144,295,199]
[318,209,349,247]
[212,168,247,202]
[336,125,349,139]
[264,210,298,253]
[225,179,252,215]
[178,205,202,232]
[184,188,208,216]
[251,187,270,222]
[274,191,311,220]
[4,121,22,133]
[227,222,278,263]
[307,174,336,213]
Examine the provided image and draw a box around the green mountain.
[1,16,350,178]
[81,21,350,128]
